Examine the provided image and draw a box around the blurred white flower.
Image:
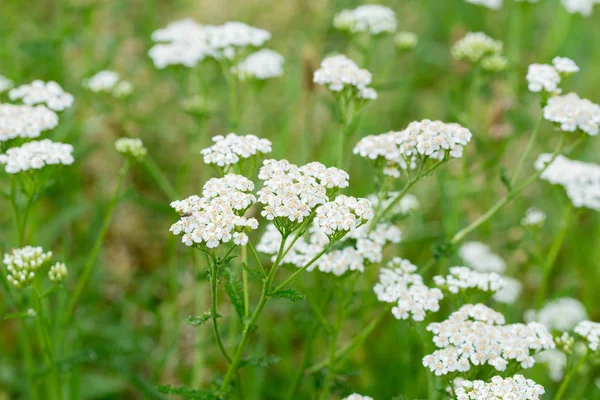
[536,350,567,381]
[552,56,580,74]
[232,49,284,80]
[456,375,545,399]
[521,207,546,227]
[0,139,74,174]
[48,262,68,282]
[0,104,58,142]
[452,32,503,63]
[543,93,600,136]
[561,0,597,16]
[526,64,561,93]
[201,133,272,170]
[115,137,147,160]
[333,5,397,35]
[458,242,506,273]
[574,320,600,351]
[525,297,588,331]
[3,246,53,288]
[0,75,14,93]
[9,80,74,111]
[434,266,505,294]
[313,55,377,100]
[464,0,504,9]
[394,31,418,51]
[493,276,522,304]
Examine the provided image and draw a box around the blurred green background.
[1,0,599,398]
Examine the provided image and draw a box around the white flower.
[112,81,134,98]
[315,195,373,236]
[368,192,420,217]
[201,133,272,169]
[0,75,14,93]
[423,304,555,376]
[0,104,59,142]
[464,0,504,9]
[374,258,444,322]
[399,120,473,161]
[521,207,546,227]
[493,276,522,304]
[313,55,377,99]
[526,64,561,93]
[394,32,418,50]
[48,262,68,282]
[83,70,120,92]
[257,159,348,225]
[452,32,503,63]
[543,93,600,136]
[481,54,508,72]
[561,0,597,16]
[343,394,373,400]
[170,174,258,249]
[115,137,147,160]
[149,19,212,68]
[204,22,271,60]
[535,154,600,211]
[9,80,74,111]
[458,242,506,273]
[333,5,397,35]
[0,139,74,174]
[552,56,580,74]
[525,297,588,331]
[536,350,567,381]
[3,246,53,288]
[574,320,600,351]
[232,49,284,80]
[455,375,545,400]
[434,266,505,294]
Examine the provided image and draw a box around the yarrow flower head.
[0,139,74,174]
[543,93,600,136]
[553,56,580,75]
[423,304,555,376]
[333,5,397,35]
[201,133,272,172]
[536,349,567,381]
[3,246,53,288]
[9,80,74,111]
[525,297,588,331]
[535,154,600,211]
[314,195,373,238]
[149,19,212,68]
[170,174,258,249]
[368,192,420,217]
[48,262,68,282]
[493,276,523,304]
[313,55,377,100]
[561,0,597,16]
[83,70,133,98]
[452,32,503,64]
[0,75,14,93]
[342,394,373,400]
[394,32,418,51]
[257,159,349,232]
[232,49,284,80]
[481,53,508,72]
[464,0,503,10]
[115,137,147,161]
[455,375,545,400]
[0,104,58,142]
[204,22,271,61]
[434,266,505,294]
[521,207,546,227]
[458,241,506,273]
[374,258,444,322]
[574,320,600,352]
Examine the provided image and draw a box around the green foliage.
[269,288,306,302]
[183,312,212,327]
[157,385,218,399]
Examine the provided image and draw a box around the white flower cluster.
[313,55,377,100]
[543,93,600,136]
[561,0,597,16]
[204,22,271,60]
[315,195,373,237]
[525,297,589,331]
[201,133,272,169]
[464,0,503,10]
[455,375,545,400]
[149,19,212,68]
[342,394,373,400]
[48,262,68,282]
[232,49,284,80]
[368,192,420,216]
[535,154,600,211]
[0,139,74,174]
[0,75,13,92]
[536,349,567,381]
[374,258,443,322]
[458,242,506,273]
[9,80,74,111]
[394,32,418,51]
[526,57,579,94]
[170,174,258,248]
[493,276,522,304]
[257,220,401,276]
[423,304,555,375]
[3,246,53,288]
[451,32,503,64]
[434,266,505,294]
[257,159,349,224]
[574,320,600,351]
[115,137,147,160]
[83,70,133,97]
[521,207,546,227]
[0,104,58,142]
[333,5,397,35]
[354,130,408,176]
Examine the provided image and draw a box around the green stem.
[536,203,573,308]
[416,323,436,400]
[143,155,179,200]
[511,113,543,186]
[226,69,239,131]
[208,253,232,363]
[336,122,347,169]
[318,283,345,400]
[241,245,249,318]
[63,160,130,323]
[554,353,589,400]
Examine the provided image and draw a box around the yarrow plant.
[115,137,147,161]
[83,70,133,98]
[3,246,53,288]
[525,297,588,332]
[454,375,545,399]
[9,80,74,111]
[452,32,506,72]
[200,133,272,173]
[231,49,284,81]
[0,139,74,174]
[333,5,397,36]
[0,104,58,143]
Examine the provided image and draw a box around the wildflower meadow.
[1,0,600,399]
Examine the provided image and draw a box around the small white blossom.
[543,93,600,136]
[434,266,505,294]
[458,242,506,273]
[83,70,120,92]
[232,49,284,80]
[0,139,74,174]
[455,375,545,400]
[315,195,373,237]
[521,207,546,227]
[204,22,271,60]
[313,55,377,100]
[481,54,508,72]
[493,276,522,304]
[201,133,272,169]
[452,32,503,63]
[574,320,600,351]
[536,350,567,381]
[368,192,420,217]
[552,56,580,74]
[342,394,373,400]
[0,104,58,142]
[3,246,53,288]
[333,5,397,35]
[525,297,588,331]
[394,32,418,51]
[149,19,212,68]
[0,75,14,93]
[115,137,147,160]
[561,0,597,16]
[48,262,68,282]
[526,64,561,93]
[464,0,504,9]
[9,80,74,111]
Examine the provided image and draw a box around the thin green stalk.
[247,242,266,277]
[226,70,239,131]
[208,253,232,363]
[241,245,249,318]
[536,203,573,308]
[416,323,436,400]
[20,322,39,400]
[336,122,347,169]
[554,353,589,400]
[33,289,62,400]
[63,160,130,322]
[318,283,345,400]
[143,155,179,200]
[511,113,543,186]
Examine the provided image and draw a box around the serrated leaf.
[183,312,212,327]
[223,269,244,319]
[269,288,306,302]
[242,262,265,279]
[218,255,237,267]
[238,354,280,369]
[157,385,217,399]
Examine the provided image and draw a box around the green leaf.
[242,262,265,279]
[223,269,244,319]
[218,255,237,268]
[157,385,217,399]
[239,354,280,369]
[500,166,512,191]
[183,312,212,327]
[269,289,306,302]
